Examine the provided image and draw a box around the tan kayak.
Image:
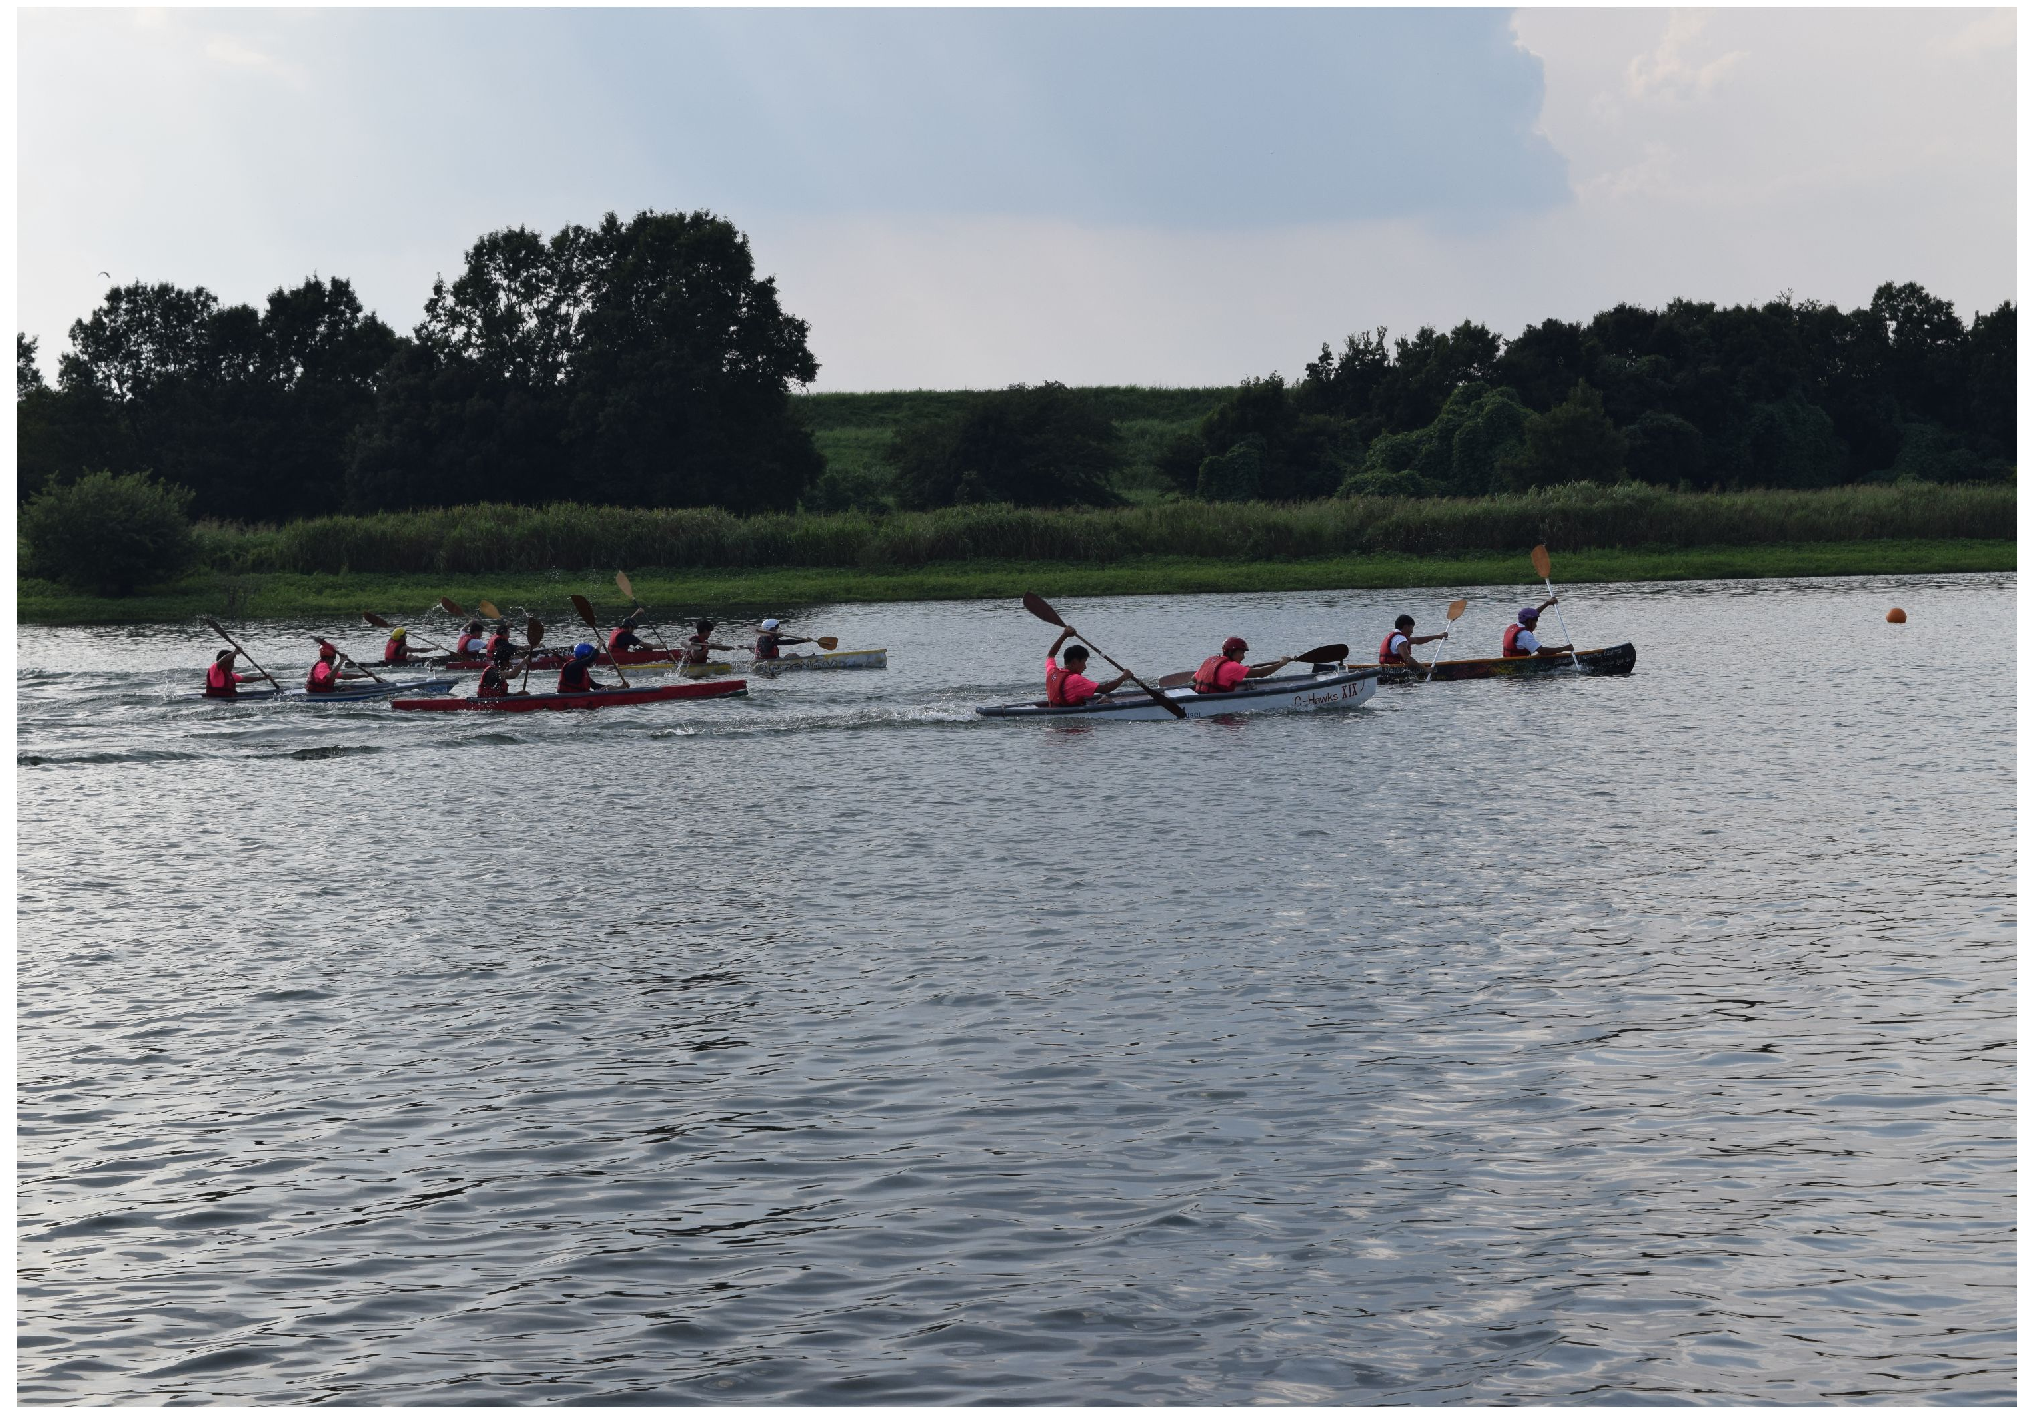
[749,649,888,673]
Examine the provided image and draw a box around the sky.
[15,6,2018,391]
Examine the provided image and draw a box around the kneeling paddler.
[1192,636,1292,694]
[557,642,605,693]
[475,639,521,699]
[1045,629,1129,706]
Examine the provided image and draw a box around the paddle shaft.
[1541,576,1582,668]
[1423,605,1466,683]
[317,640,389,685]
[202,618,280,688]
[1075,634,1181,715]
[569,596,631,688]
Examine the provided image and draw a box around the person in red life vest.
[683,618,736,667]
[1378,614,1448,673]
[1044,629,1129,706]
[204,649,250,698]
[607,612,652,655]
[382,627,414,665]
[454,620,485,658]
[306,642,344,694]
[753,618,813,662]
[557,642,606,693]
[483,621,518,661]
[1501,600,1570,658]
[1192,636,1293,694]
[474,639,520,698]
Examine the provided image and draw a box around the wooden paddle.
[1022,592,1185,719]
[515,618,546,691]
[313,637,389,685]
[1531,544,1584,670]
[1422,599,1469,682]
[614,571,679,656]
[478,599,503,620]
[201,617,280,688]
[440,596,465,618]
[1156,644,1348,690]
[361,611,449,656]
[568,594,631,688]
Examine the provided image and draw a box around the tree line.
[18,210,823,521]
[18,210,2015,524]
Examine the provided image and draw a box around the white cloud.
[1623,12,1747,103]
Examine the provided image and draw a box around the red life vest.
[484,632,510,659]
[754,633,781,661]
[1046,660,1092,706]
[607,625,627,651]
[1502,623,1529,657]
[558,659,594,693]
[682,635,710,665]
[476,663,512,698]
[384,637,408,664]
[1194,655,1240,693]
[306,659,340,693]
[1380,631,1410,665]
[455,633,481,657]
[205,662,239,697]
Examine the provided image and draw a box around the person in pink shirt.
[1045,629,1129,706]
[1192,636,1293,693]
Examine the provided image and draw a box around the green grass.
[19,540,2013,625]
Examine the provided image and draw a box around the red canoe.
[373,645,686,673]
[390,681,747,712]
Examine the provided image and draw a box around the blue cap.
[574,642,596,660]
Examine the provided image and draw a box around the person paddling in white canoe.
[753,618,815,662]
[1502,600,1572,658]
[1378,613,1449,674]
[1044,629,1131,706]
[683,618,738,668]
[1192,636,1294,694]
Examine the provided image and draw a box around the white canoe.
[749,649,888,673]
[977,666,1380,721]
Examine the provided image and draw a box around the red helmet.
[318,642,338,660]
[1222,636,1248,655]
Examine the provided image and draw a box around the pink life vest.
[205,662,239,697]
[1046,660,1094,706]
[384,637,408,664]
[306,659,341,693]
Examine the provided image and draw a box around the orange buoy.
[1885,607,1907,623]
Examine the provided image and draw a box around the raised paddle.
[1021,592,1185,720]
[515,618,546,691]
[1531,544,1585,671]
[568,593,631,688]
[313,637,390,685]
[1156,644,1347,690]
[477,599,503,621]
[1422,599,1469,682]
[201,617,280,688]
[361,611,449,656]
[440,596,465,618]
[613,571,679,655]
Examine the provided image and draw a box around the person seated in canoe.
[205,649,250,698]
[607,612,654,655]
[454,621,486,658]
[307,642,344,694]
[1379,614,1448,673]
[557,642,606,693]
[382,627,417,665]
[753,618,814,661]
[1046,630,1130,706]
[683,618,737,667]
[1192,637,1294,694]
[475,640,521,699]
[1502,601,1571,658]
[483,622,518,661]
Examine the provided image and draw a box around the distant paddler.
[753,618,815,662]
[1502,600,1571,658]
[382,627,419,665]
[306,641,344,694]
[454,620,486,658]
[475,639,523,699]
[1192,636,1293,694]
[1045,629,1130,706]
[1378,613,1449,675]
[682,618,738,668]
[557,642,607,693]
[606,611,653,655]
[204,649,253,698]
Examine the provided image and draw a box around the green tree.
[1196,438,1264,501]
[21,469,196,595]
[18,333,45,396]
[1504,380,1627,489]
[889,381,1122,509]
[1623,410,1707,487]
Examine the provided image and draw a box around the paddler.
[382,627,415,665]
[1378,614,1448,674]
[204,649,250,698]
[475,639,520,699]
[607,611,653,655]
[306,642,343,694]
[1502,600,1571,658]
[454,620,486,658]
[483,620,517,661]
[1192,636,1293,694]
[753,618,814,662]
[1045,630,1129,706]
[683,618,737,667]
[558,642,605,693]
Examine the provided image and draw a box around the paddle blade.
[1531,544,1552,579]
[440,596,464,617]
[1021,592,1067,628]
[1293,644,1348,664]
[569,593,599,629]
[615,571,635,602]
[1157,670,1194,689]
[526,618,545,649]
[1446,598,1468,622]
[363,611,391,628]
[816,636,839,651]
[478,600,502,620]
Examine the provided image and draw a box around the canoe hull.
[750,649,887,673]
[1357,642,1637,683]
[192,677,457,703]
[374,645,685,674]
[979,667,1379,721]
[389,680,748,712]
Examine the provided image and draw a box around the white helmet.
[760,618,781,631]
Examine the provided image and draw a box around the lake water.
[16,572,2016,1404]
